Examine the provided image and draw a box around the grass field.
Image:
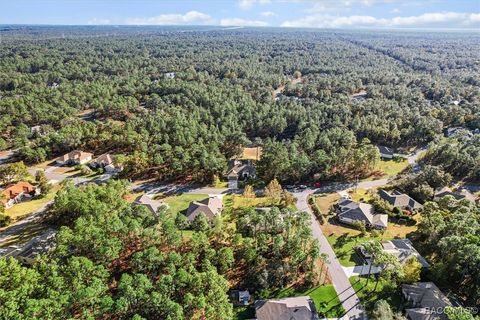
[156,193,209,216]
[350,276,404,314]
[271,285,345,318]
[224,195,281,210]
[375,158,409,178]
[349,188,373,202]
[240,147,262,160]
[327,233,381,266]
[4,184,61,220]
[314,193,340,215]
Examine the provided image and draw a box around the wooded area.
[1,26,478,183]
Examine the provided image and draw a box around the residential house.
[30,125,42,136]
[402,282,452,320]
[164,72,176,79]
[133,194,168,215]
[434,187,476,203]
[255,296,319,320]
[444,127,462,137]
[227,159,256,189]
[56,150,93,165]
[91,153,123,173]
[186,197,223,222]
[359,239,430,267]
[377,145,394,159]
[336,199,388,229]
[0,229,57,265]
[378,189,423,212]
[229,290,251,306]
[1,182,38,209]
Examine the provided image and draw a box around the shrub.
[0,214,11,227]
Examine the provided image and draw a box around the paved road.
[28,168,89,186]
[295,190,367,320]
[0,149,16,165]
[0,201,53,246]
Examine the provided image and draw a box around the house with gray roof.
[402,282,452,320]
[378,189,423,212]
[186,197,223,222]
[360,239,430,268]
[0,229,57,265]
[337,199,388,229]
[226,159,256,189]
[434,187,476,203]
[133,194,168,215]
[255,296,319,320]
[377,145,394,159]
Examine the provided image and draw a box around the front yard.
[4,184,61,221]
[323,216,419,267]
[154,193,209,216]
[350,276,404,315]
[375,158,409,178]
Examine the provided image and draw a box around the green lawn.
[349,188,373,202]
[375,158,409,177]
[326,233,377,267]
[314,193,339,215]
[350,276,404,314]
[271,285,345,318]
[223,195,281,210]
[155,193,209,216]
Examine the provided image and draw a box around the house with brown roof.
[402,282,452,320]
[133,194,168,215]
[336,199,388,229]
[91,153,123,173]
[186,197,223,222]
[56,150,93,165]
[254,296,319,320]
[1,181,39,209]
[378,189,423,212]
[434,187,476,203]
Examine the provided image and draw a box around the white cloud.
[238,0,272,10]
[390,8,400,14]
[281,12,480,28]
[261,11,277,17]
[126,11,213,25]
[220,18,268,27]
[87,18,111,25]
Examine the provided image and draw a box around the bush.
[0,214,12,227]
[308,196,325,224]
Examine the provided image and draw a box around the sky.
[1,0,479,29]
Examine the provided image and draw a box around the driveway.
[343,264,382,278]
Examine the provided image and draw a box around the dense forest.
[0,180,320,319]
[1,26,479,183]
